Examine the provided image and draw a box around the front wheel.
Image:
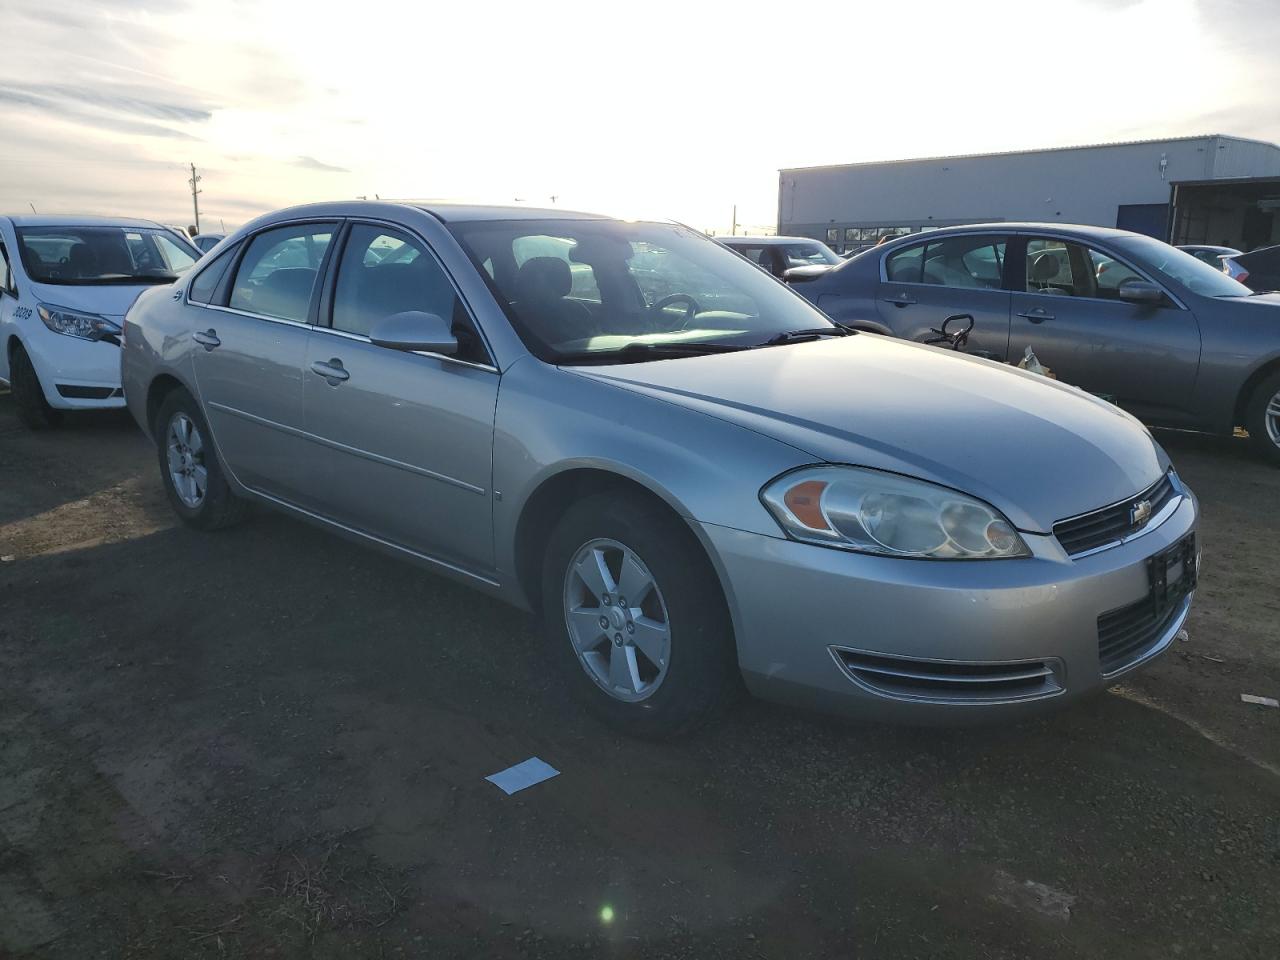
[10,343,63,430]
[541,491,738,738]
[155,389,246,530]
[1244,370,1280,464]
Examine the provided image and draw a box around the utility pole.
[731,204,738,236]
[188,163,202,234]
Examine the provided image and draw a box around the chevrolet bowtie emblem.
[1130,498,1153,526]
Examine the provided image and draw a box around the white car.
[0,215,199,428]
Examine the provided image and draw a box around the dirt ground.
[1,392,1278,959]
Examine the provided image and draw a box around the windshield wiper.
[556,340,751,364]
[761,325,855,346]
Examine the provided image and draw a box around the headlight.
[37,303,121,342]
[761,465,1030,559]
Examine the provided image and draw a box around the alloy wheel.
[562,538,672,702]
[166,412,208,508]
[1266,389,1280,448]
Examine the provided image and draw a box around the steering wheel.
[649,293,702,329]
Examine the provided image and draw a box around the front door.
[875,233,1012,360]
[1009,236,1201,424]
[191,222,336,502]
[302,222,498,573]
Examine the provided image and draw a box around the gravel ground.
[1,394,1277,959]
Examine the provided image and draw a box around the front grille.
[832,649,1062,703]
[1054,472,1177,557]
[1097,595,1186,675]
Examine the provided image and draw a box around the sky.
[0,0,1277,235]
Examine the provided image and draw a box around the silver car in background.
[122,202,1198,737]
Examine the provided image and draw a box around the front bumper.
[23,329,124,410]
[703,488,1197,724]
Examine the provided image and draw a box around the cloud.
[0,86,199,140]
[292,155,348,173]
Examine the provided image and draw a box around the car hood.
[568,336,1166,533]
[28,280,168,319]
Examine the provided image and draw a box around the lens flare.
[599,905,615,924]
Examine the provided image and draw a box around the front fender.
[491,358,814,585]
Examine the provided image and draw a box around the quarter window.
[228,224,333,322]
[187,242,240,304]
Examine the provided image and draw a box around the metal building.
[778,134,1280,254]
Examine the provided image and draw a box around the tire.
[541,490,738,739]
[9,343,63,430]
[1244,370,1280,464]
[154,388,246,530]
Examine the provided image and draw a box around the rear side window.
[922,236,1005,289]
[187,242,240,304]
[885,243,925,282]
[229,224,333,322]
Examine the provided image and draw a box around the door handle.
[310,358,350,384]
[881,293,917,307]
[192,329,221,350]
[1016,308,1054,323]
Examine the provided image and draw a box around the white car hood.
[28,280,168,319]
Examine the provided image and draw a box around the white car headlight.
[37,302,121,342]
[761,465,1030,559]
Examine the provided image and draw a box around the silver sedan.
[121,202,1199,737]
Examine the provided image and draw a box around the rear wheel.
[9,343,63,430]
[541,490,738,738]
[155,389,246,530]
[1244,370,1280,464]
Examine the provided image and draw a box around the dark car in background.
[720,235,841,278]
[1223,244,1280,293]
[789,223,1280,462]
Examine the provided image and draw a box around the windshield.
[779,242,842,267]
[16,225,198,285]
[1115,235,1253,298]
[450,219,836,361]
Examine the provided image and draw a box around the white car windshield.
[451,220,838,362]
[1115,235,1253,298]
[17,225,198,285]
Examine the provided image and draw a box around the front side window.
[228,224,333,322]
[331,224,487,363]
[1027,238,1150,301]
[451,219,836,362]
[16,225,200,285]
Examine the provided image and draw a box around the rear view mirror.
[1117,280,1163,304]
[368,311,457,355]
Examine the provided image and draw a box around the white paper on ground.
[485,757,560,795]
[1240,694,1279,708]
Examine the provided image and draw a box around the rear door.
[190,221,335,503]
[875,233,1013,360]
[301,221,499,573]
[1008,235,1201,424]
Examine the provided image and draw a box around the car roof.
[722,235,822,245]
[3,214,168,229]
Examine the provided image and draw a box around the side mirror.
[368,310,457,355]
[1117,279,1163,304]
